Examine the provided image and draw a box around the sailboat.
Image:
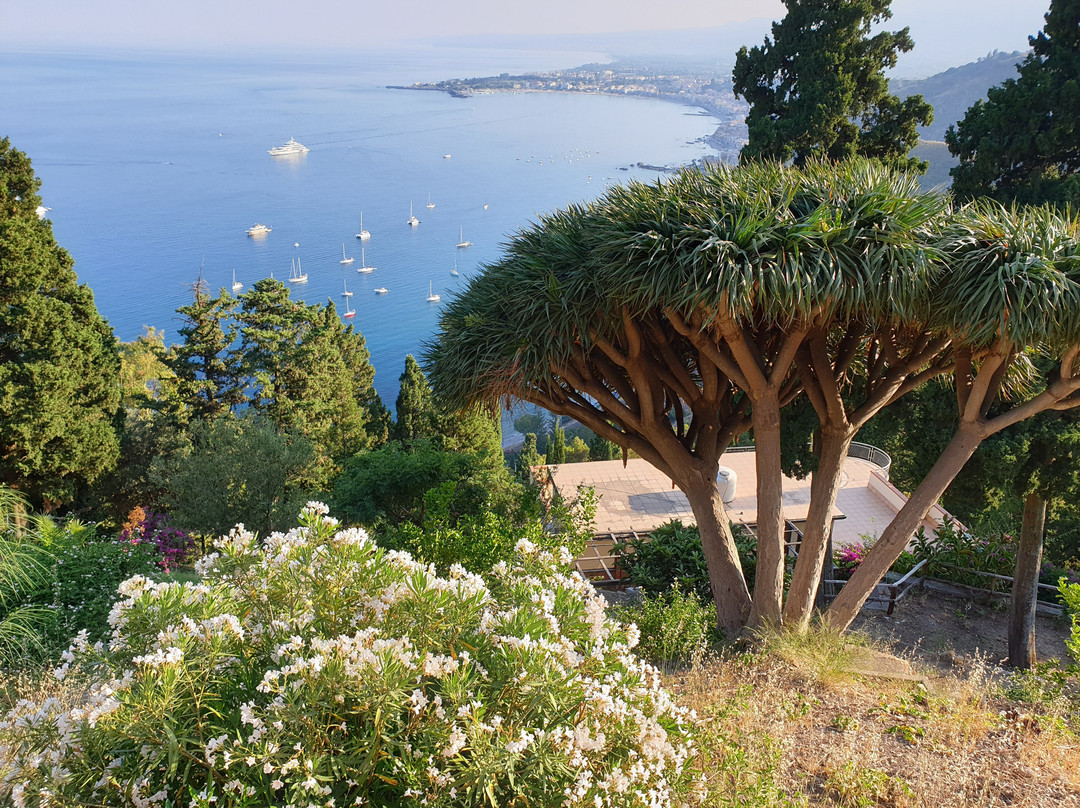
[426,192,435,209]
[341,278,353,297]
[450,258,459,277]
[356,246,375,274]
[407,202,419,227]
[356,211,371,241]
[340,244,355,265]
[456,226,472,248]
[232,269,243,292]
[374,287,388,294]
[289,257,308,284]
[343,296,355,319]
[426,281,440,303]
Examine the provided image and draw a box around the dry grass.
[672,630,1080,808]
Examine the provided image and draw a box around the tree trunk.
[1009,492,1047,670]
[826,425,983,631]
[783,428,853,630]
[748,399,785,627]
[679,472,752,634]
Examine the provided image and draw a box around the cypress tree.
[0,138,121,508]
[733,0,932,170]
[394,354,436,444]
[548,418,566,465]
[946,0,1080,207]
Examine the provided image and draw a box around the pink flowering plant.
[118,506,194,572]
[0,503,699,807]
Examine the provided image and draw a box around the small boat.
[456,226,472,248]
[232,269,243,292]
[407,202,419,227]
[356,211,371,241]
[483,203,488,210]
[374,287,388,294]
[426,281,440,303]
[443,154,451,159]
[340,244,355,265]
[246,223,272,236]
[268,138,309,156]
[343,297,355,319]
[426,193,435,209]
[288,257,308,284]
[356,247,375,274]
[341,278,353,297]
[450,257,459,277]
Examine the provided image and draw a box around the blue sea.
[0,47,722,403]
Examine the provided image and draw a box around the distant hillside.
[891,51,1027,191]
[892,50,1026,142]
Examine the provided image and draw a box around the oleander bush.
[0,504,699,808]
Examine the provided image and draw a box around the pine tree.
[733,0,932,170]
[946,0,1080,206]
[169,279,241,422]
[0,138,121,508]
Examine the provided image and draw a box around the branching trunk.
[679,472,752,634]
[825,423,984,631]
[783,427,853,629]
[748,398,784,627]
[1009,492,1047,670]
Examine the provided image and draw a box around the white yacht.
[407,202,419,227]
[426,281,440,302]
[246,223,272,236]
[356,246,375,274]
[232,269,243,292]
[288,257,308,284]
[268,138,309,156]
[341,278,353,297]
[456,226,472,248]
[340,244,355,265]
[426,193,436,209]
[356,211,371,241]
[374,287,388,295]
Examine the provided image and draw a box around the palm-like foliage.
[0,487,53,662]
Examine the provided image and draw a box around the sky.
[1,0,1050,70]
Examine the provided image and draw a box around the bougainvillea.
[119,506,194,571]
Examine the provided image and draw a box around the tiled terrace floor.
[548,452,920,547]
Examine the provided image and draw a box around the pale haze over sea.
[0,0,1050,402]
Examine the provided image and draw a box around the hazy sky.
[1,0,1049,59]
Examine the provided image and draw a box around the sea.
[0,46,723,404]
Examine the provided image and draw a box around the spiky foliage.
[426,159,948,630]
[829,200,1080,629]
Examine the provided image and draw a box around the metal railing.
[722,441,892,477]
[847,442,892,476]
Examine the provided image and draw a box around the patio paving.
[548,450,940,548]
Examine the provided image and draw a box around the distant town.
[390,61,750,165]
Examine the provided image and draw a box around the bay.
[0,46,721,402]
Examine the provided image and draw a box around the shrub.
[37,520,162,651]
[118,506,194,572]
[614,521,760,601]
[1062,580,1080,666]
[0,504,698,807]
[613,585,718,667]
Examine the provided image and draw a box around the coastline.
[387,62,748,167]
